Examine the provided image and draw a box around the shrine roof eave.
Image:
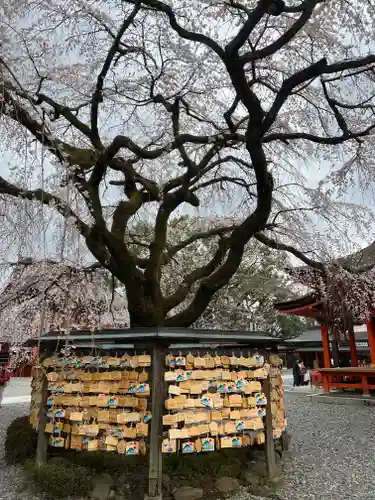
[275,294,324,319]
[276,295,373,324]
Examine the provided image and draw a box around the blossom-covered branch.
[0,261,129,344]
[0,176,90,238]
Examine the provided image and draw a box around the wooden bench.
[318,367,375,396]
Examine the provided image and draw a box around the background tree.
[0,0,375,329]
[127,215,301,332]
[277,315,308,339]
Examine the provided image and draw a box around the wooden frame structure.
[276,295,375,396]
[26,327,282,499]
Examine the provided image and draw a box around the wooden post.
[366,318,375,365]
[147,344,166,499]
[321,324,330,393]
[263,377,277,479]
[36,371,48,466]
[348,327,358,367]
[315,352,320,369]
[281,431,289,452]
[321,324,331,368]
[362,375,370,397]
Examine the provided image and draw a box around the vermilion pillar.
[321,324,330,392]
[321,324,331,368]
[366,318,375,365]
[349,330,358,367]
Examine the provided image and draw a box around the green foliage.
[24,460,93,498]
[278,315,307,339]
[5,416,37,464]
[164,449,250,480]
[67,449,147,473]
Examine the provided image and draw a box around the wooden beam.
[263,377,277,479]
[36,371,48,466]
[148,344,167,499]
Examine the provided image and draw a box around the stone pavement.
[231,391,375,500]
[0,378,31,405]
[1,377,374,500]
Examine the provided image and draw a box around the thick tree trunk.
[127,295,165,328]
[330,333,340,367]
[128,313,163,328]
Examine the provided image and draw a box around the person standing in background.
[299,360,306,386]
[293,359,301,387]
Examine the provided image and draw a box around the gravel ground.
[231,392,375,500]
[1,382,375,499]
[0,402,43,500]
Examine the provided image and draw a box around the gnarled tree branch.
[90,1,141,149]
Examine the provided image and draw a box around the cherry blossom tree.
[0,259,129,345]
[1,0,375,328]
[287,243,375,340]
